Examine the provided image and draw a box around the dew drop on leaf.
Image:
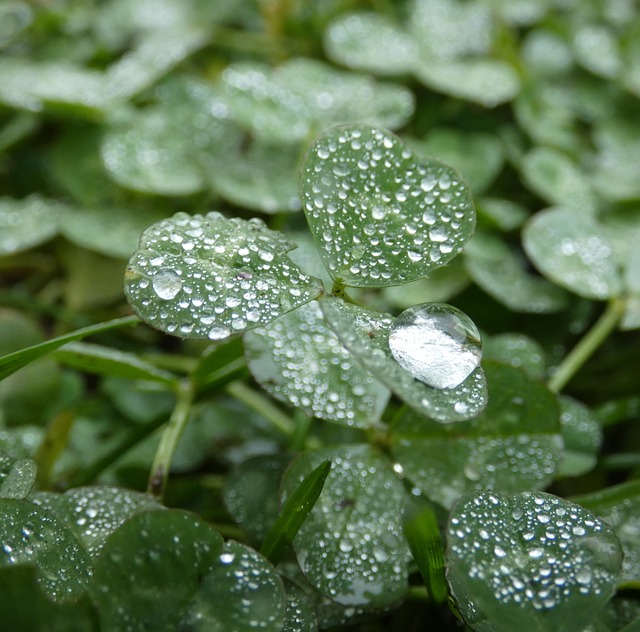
[152,269,182,300]
[388,303,482,389]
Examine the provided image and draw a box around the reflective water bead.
[388,303,482,389]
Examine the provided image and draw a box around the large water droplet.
[152,269,182,300]
[388,303,482,389]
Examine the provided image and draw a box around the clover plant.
[1,1,640,630]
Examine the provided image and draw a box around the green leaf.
[557,396,602,478]
[53,342,177,385]
[100,108,207,196]
[90,509,224,630]
[211,140,301,214]
[124,212,322,340]
[0,316,139,381]
[282,445,409,608]
[573,25,622,79]
[244,302,389,427]
[391,363,562,508]
[446,491,623,632]
[0,565,99,632]
[58,206,167,259]
[0,195,62,255]
[220,59,415,143]
[414,59,520,107]
[301,125,476,287]
[403,500,448,604]
[522,207,622,300]
[0,455,36,499]
[31,486,162,557]
[573,480,640,584]
[260,459,331,565]
[483,333,546,379]
[464,230,570,313]
[0,58,112,116]
[324,12,417,75]
[521,147,597,214]
[320,297,487,422]
[0,498,92,601]
[223,454,291,543]
[183,540,286,631]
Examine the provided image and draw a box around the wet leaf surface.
[301,125,476,287]
[124,212,322,340]
[447,491,623,632]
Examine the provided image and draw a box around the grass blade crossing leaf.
[260,459,331,564]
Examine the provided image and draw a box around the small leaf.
[244,302,389,427]
[183,540,286,631]
[90,510,224,630]
[31,486,162,557]
[0,195,61,255]
[557,396,602,478]
[124,212,322,340]
[414,59,520,107]
[283,446,409,608]
[477,198,529,232]
[0,316,139,381]
[211,140,301,214]
[574,480,640,584]
[403,500,448,604]
[464,230,569,313]
[260,459,331,565]
[392,363,562,508]
[53,342,177,385]
[446,491,623,632]
[324,12,417,75]
[320,297,487,423]
[301,125,476,287]
[523,207,622,300]
[58,206,168,259]
[282,579,318,632]
[0,499,92,601]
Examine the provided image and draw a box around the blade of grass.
[0,315,139,380]
[260,459,331,565]
[403,500,448,605]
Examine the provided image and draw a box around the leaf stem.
[225,380,295,436]
[548,297,624,393]
[147,379,194,499]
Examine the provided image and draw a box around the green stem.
[548,298,624,393]
[147,379,194,499]
[225,380,295,436]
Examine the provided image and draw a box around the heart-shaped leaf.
[446,491,623,632]
[557,396,602,478]
[244,301,389,427]
[124,212,323,340]
[0,454,36,499]
[300,125,476,287]
[283,445,409,608]
[319,297,487,422]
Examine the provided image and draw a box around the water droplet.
[388,303,482,389]
[152,269,182,300]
